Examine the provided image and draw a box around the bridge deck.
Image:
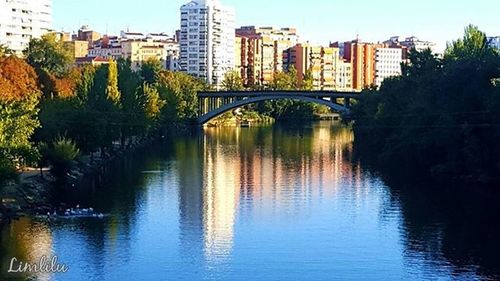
[197,90,361,98]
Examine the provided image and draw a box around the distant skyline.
[53,0,500,52]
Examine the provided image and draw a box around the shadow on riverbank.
[0,135,160,225]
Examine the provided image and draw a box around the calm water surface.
[1,122,500,281]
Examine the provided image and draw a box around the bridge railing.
[196,90,360,123]
[197,90,361,98]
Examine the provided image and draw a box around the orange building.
[333,40,385,91]
[235,26,298,87]
[284,43,352,91]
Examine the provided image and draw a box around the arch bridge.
[197,90,359,125]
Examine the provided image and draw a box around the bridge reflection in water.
[197,91,359,125]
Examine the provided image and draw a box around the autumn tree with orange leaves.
[0,56,41,181]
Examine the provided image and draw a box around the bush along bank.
[0,134,160,225]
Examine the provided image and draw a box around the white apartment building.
[0,0,52,54]
[335,60,353,91]
[180,0,235,87]
[147,33,171,42]
[120,31,145,41]
[385,36,436,53]
[487,37,500,49]
[164,39,180,71]
[375,47,403,88]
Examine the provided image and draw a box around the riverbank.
[0,136,158,225]
[352,135,500,188]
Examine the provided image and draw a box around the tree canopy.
[352,25,500,183]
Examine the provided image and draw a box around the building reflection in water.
[190,123,358,265]
[0,218,54,281]
[202,132,239,264]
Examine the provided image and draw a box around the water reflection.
[0,219,54,281]
[0,122,499,280]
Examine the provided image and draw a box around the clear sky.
[53,0,500,52]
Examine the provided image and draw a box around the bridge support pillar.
[345,97,351,108]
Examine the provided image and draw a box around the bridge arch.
[197,94,351,125]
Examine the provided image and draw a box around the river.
[1,122,499,281]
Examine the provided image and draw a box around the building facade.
[335,60,353,91]
[487,36,500,49]
[335,40,381,91]
[75,56,110,67]
[0,0,52,54]
[235,26,298,86]
[88,46,122,60]
[65,40,89,58]
[284,43,352,91]
[180,0,235,87]
[374,47,403,88]
[164,39,180,71]
[385,36,435,53]
[75,25,102,48]
[121,39,168,70]
[236,26,298,44]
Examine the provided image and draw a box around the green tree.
[0,45,13,57]
[302,68,314,91]
[24,34,74,77]
[141,83,165,121]
[74,64,95,106]
[117,58,143,146]
[157,71,207,123]
[106,59,121,106]
[222,70,244,91]
[0,56,41,181]
[445,25,494,61]
[48,137,80,180]
[352,25,500,183]
[141,58,163,85]
[270,70,295,90]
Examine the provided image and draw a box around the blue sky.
[54,0,500,52]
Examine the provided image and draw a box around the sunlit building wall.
[375,47,403,88]
[236,26,297,86]
[488,36,500,49]
[0,0,52,54]
[180,0,235,87]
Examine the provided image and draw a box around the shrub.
[0,155,17,184]
[49,137,80,179]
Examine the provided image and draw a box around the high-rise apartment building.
[284,43,352,91]
[235,26,298,86]
[374,47,403,88]
[333,40,387,91]
[180,0,235,87]
[487,36,500,49]
[335,40,405,90]
[335,60,353,91]
[0,0,52,54]
[385,36,436,53]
